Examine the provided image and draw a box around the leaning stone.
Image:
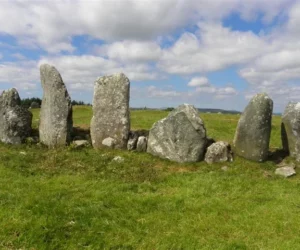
[233,93,273,162]
[39,64,73,148]
[136,136,147,152]
[147,104,207,163]
[205,141,233,164]
[0,88,32,144]
[91,73,130,149]
[102,137,116,148]
[275,166,296,178]
[281,102,300,161]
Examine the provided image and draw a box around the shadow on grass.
[268,149,289,164]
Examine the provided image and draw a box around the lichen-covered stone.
[39,64,73,148]
[147,104,207,163]
[281,102,300,161]
[205,141,233,164]
[233,93,273,162]
[91,73,130,149]
[136,136,147,152]
[0,88,32,144]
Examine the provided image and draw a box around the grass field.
[0,106,299,249]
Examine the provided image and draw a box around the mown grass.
[0,106,298,249]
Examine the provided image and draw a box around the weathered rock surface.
[73,140,89,148]
[275,166,296,177]
[102,137,116,148]
[0,88,32,144]
[91,73,130,149]
[127,130,149,150]
[205,141,233,164]
[39,64,72,147]
[136,136,147,152]
[281,103,300,161]
[233,93,273,162]
[147,104,207,163]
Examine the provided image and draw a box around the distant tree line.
[20,97,90,108]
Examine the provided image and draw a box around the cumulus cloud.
[187,77,209,87]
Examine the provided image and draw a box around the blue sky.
[0,0,299,112]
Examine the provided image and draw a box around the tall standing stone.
[147,104,207,163]
[39,64,72,147]
[233,93,273,162]
[91,73,130,149]
[281,102,300,161]
[0,88,32,144]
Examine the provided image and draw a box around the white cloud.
[187,77,209,87]
[96,40,162,63]
[158,22,268,74]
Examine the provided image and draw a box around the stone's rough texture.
[102,137,116,148]
[275,166,296,177]
[73,140,89,148]
[281,103,300,161]
[39,64,73,147]
[205,141,233,164]
[91,73,130,149]
[233,93,273,162]
[0,88,32,144]
[30,101,40,109]
[147,104,207,163]
[127,130,149,150]
[136,136,147,152]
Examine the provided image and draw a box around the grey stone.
[127,131,139,150]
[91,73,130,149]
[73,140,89,148]
[30,101,40,109]
[136,136,147,152]
[112,156,125,163]
[205,141,233,164]
[281,102,300,161]
[147,104,207,163]
[39,64,73,148]
[275,166,296,177]
[233,93,273,162]
[0,88,32,144]
[221,166,229,171]
[102,137,116,148]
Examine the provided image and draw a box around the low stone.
[136,136,147,152]
[147,104,207,163]
[112,156,124,163]
[102,137,116,148]
[275,166,296,177]
[73,140,89,148]
[205,141,233,164]
[221,166,228,171]
[127,131,139,150]
[0,88,32,144]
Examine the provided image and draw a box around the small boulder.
[112,156,125,163]
[73,140,89,148]
[233,93,273,162]
[147,104,207,163]
[136,136,147,152]
[102,137,116,148]
[205,141,233,164]
[0,88,32,144]
[281,102,300,161]
[275,166,296,178]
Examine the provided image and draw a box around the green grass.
[0,106,297,249]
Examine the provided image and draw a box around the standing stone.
[147,104,207,163]
[39,64,72,147]
[233,93,273,162]
[91,73,130,149]
[281,102,300,161]
[205,141,233,164]
[0,88,32,144]
[136,136,147,152]
[30,101,40,109]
